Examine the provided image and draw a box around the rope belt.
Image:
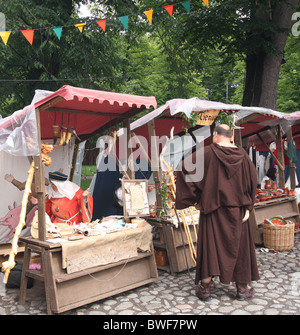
[54,211,80,224]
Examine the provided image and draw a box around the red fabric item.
[34,85,157,140]
[45,188,93,225]
[273,140,289,166]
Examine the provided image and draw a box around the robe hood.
[211,143,245,179]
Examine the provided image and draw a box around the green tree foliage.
[0,0,123,116]
[0,0,299,119]
[277,35,300,113]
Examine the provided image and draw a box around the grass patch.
[80,165,96,190]
[81,165,97,176]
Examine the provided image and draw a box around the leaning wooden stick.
[188,207,198,244]
[1,143,53,283]
[2,160,35,283]
[179,209,197,264]
[162,158,197,264]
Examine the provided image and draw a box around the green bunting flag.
[118,15,128,30]
[52,26,63,40]
[181,1,190,13]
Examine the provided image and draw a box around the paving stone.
[0,234,299,316]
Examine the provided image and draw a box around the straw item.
[262,222,295,251]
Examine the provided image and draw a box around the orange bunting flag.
[21,29,34,45]
[0,31,11,45]
[203,0,209,6]
[75,23,86,32]
[96,20,106,32]
[164,5,173,17]
[144,10,153,24]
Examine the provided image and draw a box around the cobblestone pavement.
[1,234,300,316]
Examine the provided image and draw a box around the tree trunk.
[243,0,298,109]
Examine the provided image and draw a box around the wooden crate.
[249,196,300,245]
[149,218,197,274]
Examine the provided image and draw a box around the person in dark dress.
[175,124,259,301]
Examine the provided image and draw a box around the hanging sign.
[196,110,220,126]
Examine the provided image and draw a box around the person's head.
[49,171,68,191]
[266,167,277,181]
[213,124,233,144]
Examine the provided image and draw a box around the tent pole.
[286,128,296,189]
[34,108,46,241]
[124,119,135,179]
[276,125,285,189]
[147,119,163,214]
[234,127,242,146]
[69,140,80,182]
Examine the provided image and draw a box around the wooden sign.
[122,179,150,218]
[196,110,220,126]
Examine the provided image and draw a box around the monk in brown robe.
[175,124,259,301]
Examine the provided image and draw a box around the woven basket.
[262,222,295,251]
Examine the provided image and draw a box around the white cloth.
[47,180,80,200]
[257,154,266,185]
[295,188,300,204]
[265,154,270,173]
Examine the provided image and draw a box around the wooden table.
[147,217,197,275]
[249,196,300,245]
[19,236,158,314]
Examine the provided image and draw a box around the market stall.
[234,109,300,244]
[116,98,241,274]
[0,85,158,314]
[120,98,300,272]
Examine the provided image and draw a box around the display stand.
[249,196,300,245]
[148,218,197,275]
[0,87,158,314]
[19,236,158,315]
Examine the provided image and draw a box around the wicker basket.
[262,222,295,251]
[154,249,169,266]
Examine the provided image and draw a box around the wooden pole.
[257,133,285,172]
[132,132,151,166]
[234,128,242,147]
[69,140,80,182]
[147,119,163,214]
[286,129,296,189]
[276,125,285,189]
[124,119,135,179]
[35,108,46,241]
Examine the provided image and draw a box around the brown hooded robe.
[175,143,259,285]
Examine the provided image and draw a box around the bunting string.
[0,0,209,46]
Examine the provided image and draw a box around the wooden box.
[249,196,300,244]
[149,218,197,274]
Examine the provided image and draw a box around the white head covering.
[47,180,80,200]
